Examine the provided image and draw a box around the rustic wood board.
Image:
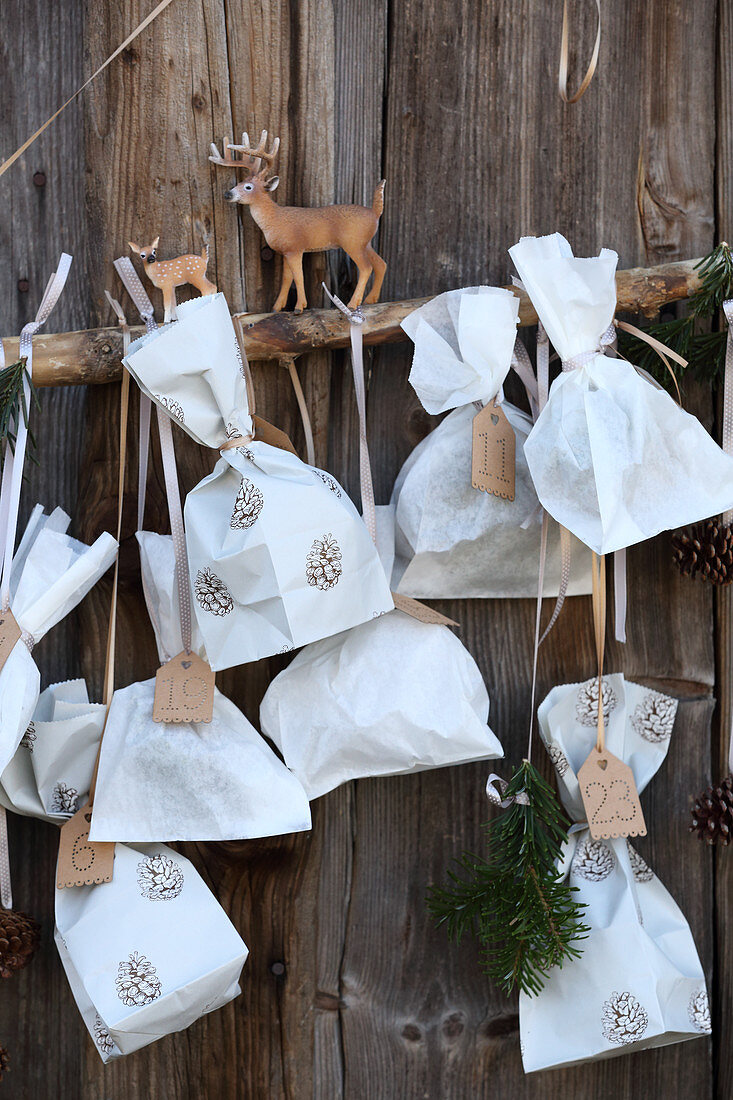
[0,0,726,1097]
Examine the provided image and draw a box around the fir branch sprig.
[618,242,733,388]
[0,357,39,455]
[427,760,588,997]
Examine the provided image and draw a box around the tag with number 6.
[153,651,214,724]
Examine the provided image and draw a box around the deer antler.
[228,130,280,177]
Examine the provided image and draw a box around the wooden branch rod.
[2,258,701,388]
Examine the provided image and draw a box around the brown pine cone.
[0,909,41,978]
[0,1044,9,1081]
[690,775,733,844]
[672,520,733,585]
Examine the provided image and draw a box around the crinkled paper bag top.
[124,293,252,448]
[401,286,520,414]
[509,233,617,363]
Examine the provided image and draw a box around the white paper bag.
[123,293,393,668]
[90,531,312,842]
[391,286,592,597]
[510,233,733,554]
[55,841,248,1060]
[260,605,503,799]
[0,506,117,777]
[0,679,105,823]
[519,673,709,1072]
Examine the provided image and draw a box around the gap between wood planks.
[1,257,701,386]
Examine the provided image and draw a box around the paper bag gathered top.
[90,530,312,843]
[0,679,105,824]
[519,674,709,1072]
[510,233,733,555]
[0,505,117,778]
[123,293,393,668]
[391,286,592,597]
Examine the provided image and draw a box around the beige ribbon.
[558,0,601,104]
[87,295,130,806]
[321,286,377,543]
[591,552,607,753]
[0,0,178,179]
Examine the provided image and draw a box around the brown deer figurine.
[210,131,386,313]
[128,237,217,323]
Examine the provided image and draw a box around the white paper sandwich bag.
[510,233,733,554]
[123,293,393,668]
[55,841,248,1060]
[0,505,117,777]
[90,530,312,842]
[0,678,105,823]
[519,673,709,1072]
[391,286,592,598]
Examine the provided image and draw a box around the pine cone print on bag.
[20,722,35,752]
[0,910,40,978]
[572,837,615,882]
[154,394,185,423]
[576,677,617,728]
[314,470,342,497]
[547,742,569,777]
[627,842,654,883]
[93,1014,115,1055]
[601,991,649,1046]
[688,989,712,1034]
[137,854,184,901]
[631,691,676,743]
[195,568,234,616]
[306,534,343,591]
[672,520,733,585]
[115,952,162,1007]
[230,478,264,530]
[51,782,78,815]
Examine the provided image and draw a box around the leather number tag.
[56,803,115,889]
[0,608,21,675]
[391,592,459,627]
[153,651,214,724]
[472,402,515,500]
[578,747,647,840]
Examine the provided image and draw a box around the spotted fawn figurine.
[210,130,386,313]
[128,237,217,322]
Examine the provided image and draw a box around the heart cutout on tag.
[84,812,92,823]
[490,413,499,426]
[598,759,607,771]
[182,660,192,670]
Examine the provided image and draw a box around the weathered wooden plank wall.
[0,0,728,1097]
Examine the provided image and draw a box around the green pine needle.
[0,357,39,457]
[427,761,588,997]
[618,242,733,390]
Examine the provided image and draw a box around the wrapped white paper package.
[391,286,592,597]
[0,679,105,823]
[260,605,503,800]
[55,841,248,1061]
[0,505,117,778]
[519,674,709,1072]
[90,530,312,842]
[510,233,733,554]
[123,293,393,669]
